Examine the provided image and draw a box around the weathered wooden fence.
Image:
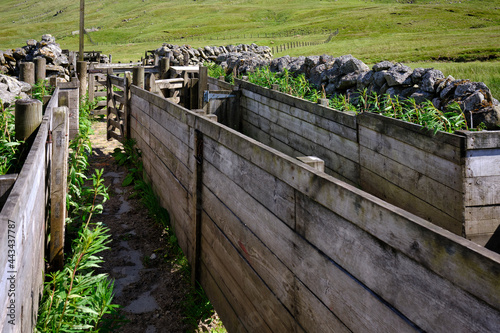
[125,75,500,332]
[228,78,500,245]
[0,84,75,332]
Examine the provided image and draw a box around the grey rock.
[421,69,444,93]
[463,91,485,112]
[357,71,373,89]
[373,71,387,87]
[336,72,360,90]
[372,61,394,72]
[411,67,427,85]
[384,64,413,86]
[409,90,434,104]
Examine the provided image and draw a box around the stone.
[384,64,413,86]
[421,69,444,93]
[463,91,485,112]
[409,90,434,104]
[373,71,387,87]
[372,61,394,72]
[411,67,427,85]
[336,72,360,90]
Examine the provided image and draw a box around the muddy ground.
[88,119,204,332]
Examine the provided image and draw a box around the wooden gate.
[88,68,108,117]
[107,72,131,142]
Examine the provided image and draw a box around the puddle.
[123,287,159,314]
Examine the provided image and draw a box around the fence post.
[50,106,69,270]
[124,72,132,140]
[133,66,145,89]
[77,61,87,100]
[35,57,46,82]
[160,57,170,79]
[20,62,35,85]
[191,129,204,287]
[15,99,42,141]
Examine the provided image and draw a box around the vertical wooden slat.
[191,129,204,287]
[49,106,69,270]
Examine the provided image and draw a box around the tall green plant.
[37,95,117,332]
[0,101,21,175]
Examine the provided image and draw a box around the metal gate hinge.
[203,90,236,103]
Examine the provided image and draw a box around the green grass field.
[1,0,499,95]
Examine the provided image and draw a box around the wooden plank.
[240,106,360,184]
[149,103,192,147]
[203,136,296,228]
[199,261,248,333]
[0,174,17,208]
[171,65,200,72]
[465,175,500,206]
[358,111,464,155]
[202,160,415,332]
[49,106,69,269]
[202,184,352,333]
[295,191,500,333]
[107,130,123,142]
[465,148,500,177]
[201,212,302,333]
[109,75,126,87]
[360,146,463,220]
[360,166,463,235]
[460,130,500,149]
[465,206,500,236]
[359,125,462,192]
[149,115,192,168]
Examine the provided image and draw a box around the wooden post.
[124,71,132,139]
[159,57,170,79]
[35,57,46,82]
[191,129,203,287]
[133,66,145,89]
[88,72,95,102]
[19,62,35,85]
[198,66,208,110]
[272,84,279,91]
[77,61,87,100]
[50,106,69,270]
[15,99,42,141]
[79,0,85,61]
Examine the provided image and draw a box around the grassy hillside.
[1,0,499,94]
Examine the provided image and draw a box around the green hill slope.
[1,0,499,95]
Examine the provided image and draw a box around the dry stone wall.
[270,54,500,129]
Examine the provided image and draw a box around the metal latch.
[203,90,236,103]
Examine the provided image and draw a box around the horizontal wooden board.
[240,106,360,184]
[359,125,462,191]
[202,182,364,333]
[358,112,464,161]
[465,149,500,177]
[237,79,357,129]
[461,130,500,149]
[201,211,303,332]
[199,261,248,333]
[465,205,500,236]
[296,191,500,332]
[360,167,463,235]
[360,146,463,220]
[465,175,500,206]
[203,136,296,228]
[202,159,415,332]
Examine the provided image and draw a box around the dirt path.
[88,119,192,332]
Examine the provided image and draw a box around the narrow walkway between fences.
[88,119,194,332]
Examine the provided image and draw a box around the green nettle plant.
[0,101,22,175]
[36,96,117,332]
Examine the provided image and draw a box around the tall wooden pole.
[79,0,84,61]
